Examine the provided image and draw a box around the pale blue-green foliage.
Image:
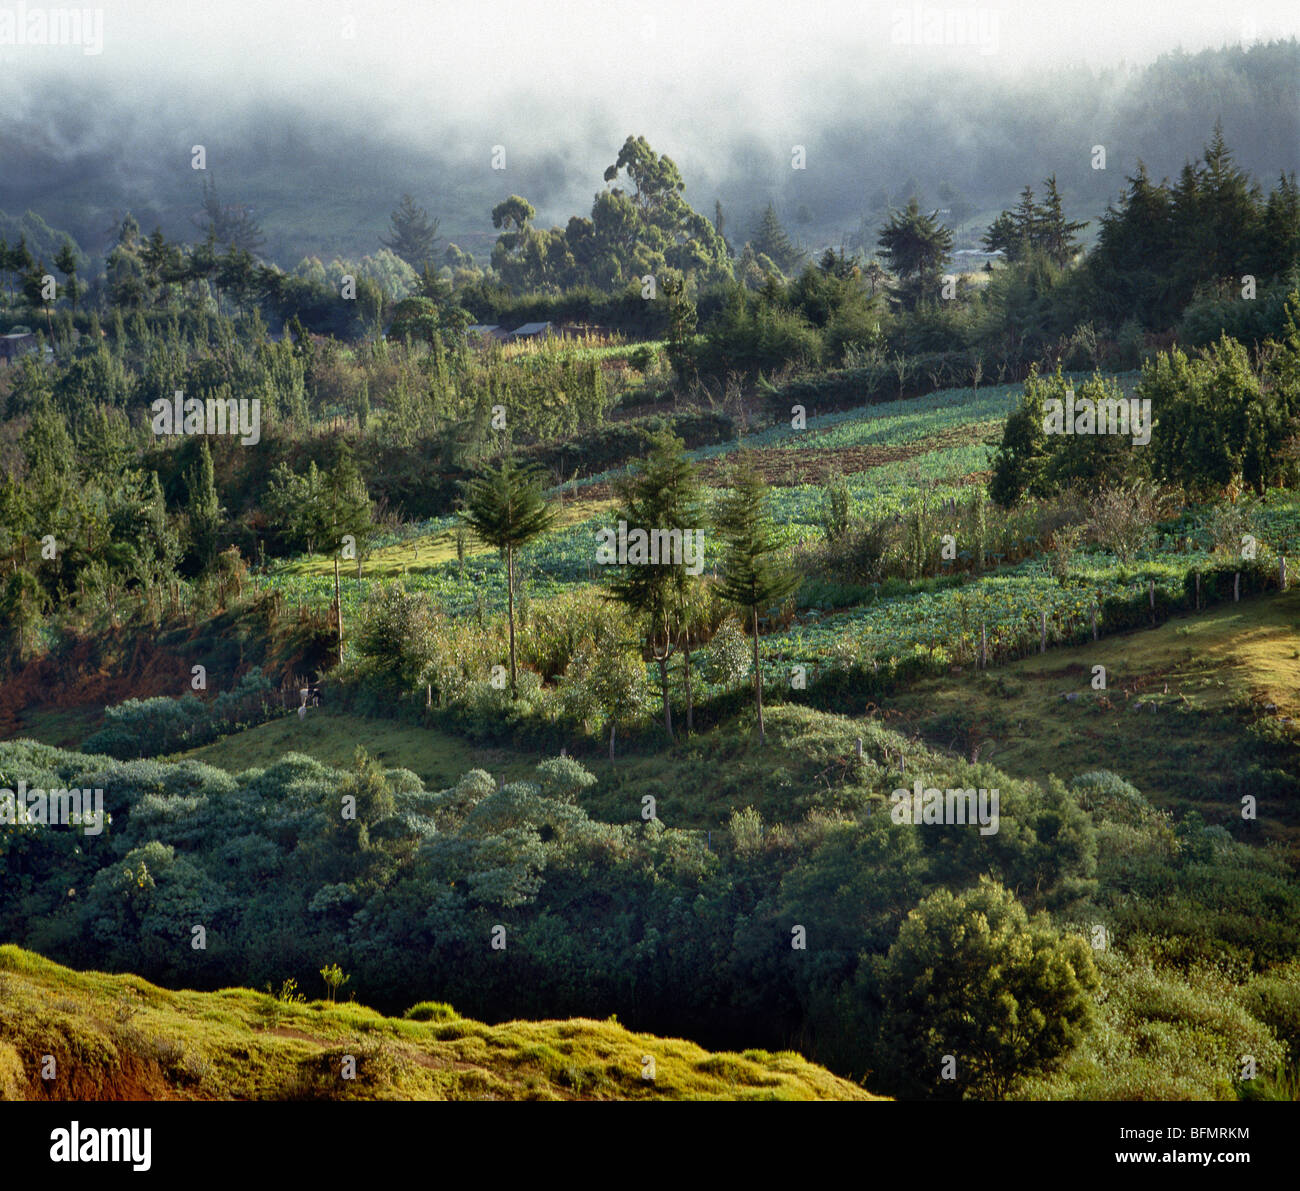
[308,882,360,916]
[463,827,549,908]
[702,616,752,687]
[295,249,418,300]
[0,739,79,792]
[413,758,644,907]
[82,669,279,760]
[419,769,497,833]
[462,782,591,839]
[535,756,598,804]
[117,792,209,853]
[1069,772,1154,828]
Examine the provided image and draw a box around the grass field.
[11,705,104,750]
[181,710,539,789]
[0,946,877,1101]
[885,587,1300,847]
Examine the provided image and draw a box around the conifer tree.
[713,456,798,744]
[1038,176,1088,267]
[186,440,223,573]
[460,458,556,697]
[608,434,703,742]
[382,194,441,270]
[750,202,803,275]
[877,199,953,309]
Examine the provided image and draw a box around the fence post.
[1195,572,1200,610]
[980,621,987,668]
[1091,606,1098,642]
[1234,572,1240,602]
[1282,556,1289,591]
[1040,609,1047,654]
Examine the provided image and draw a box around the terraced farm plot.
[256,381,1036,615]
[274,497,618,579]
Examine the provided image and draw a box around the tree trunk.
[752,606,765,744]
[682,640,694,733]
[334,555,344,665]
[658,655,673,742]
[507,544,517,697]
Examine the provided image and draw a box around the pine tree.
[989,365,1051,507]
[186,440,223,573]
[751,202,803,275]
[713,457,799,744]
[322,443,372,556]
[1010,185,1041,253]
[1260,173,1300,278]
[608,434,703,742]
[460,459,556,697]
[981,210,1020,260]
[877,198,953,309]
[1195,123,1259,284]
[194,178,264,253]
[54,239,80,314]
[1038,176,1088,267]
[1086,161,1175,325]
[383,194,441,270]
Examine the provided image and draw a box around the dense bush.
[2,709,1295,1099]
[81,669,282,759]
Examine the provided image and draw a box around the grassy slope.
[12,705,105,751]
[182,711,539,790]
[179,706,873,830]
[180,591,1300,846]
[885,587,1300,846]
[0,947,877,1102]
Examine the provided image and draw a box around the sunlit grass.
[0,945,879,1101]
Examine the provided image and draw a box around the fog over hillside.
[1,1,1297,265]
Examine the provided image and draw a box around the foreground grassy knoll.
[0,947,875,1102]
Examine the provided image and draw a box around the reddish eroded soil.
[580,424,993,497]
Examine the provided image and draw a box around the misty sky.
[12,0,1300,129]
[3,0,1298,255]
